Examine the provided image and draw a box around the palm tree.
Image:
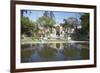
[43,11,48,17]
[43,11,55,20]
[43,11,55,33]
[21,10,32,17]
[50,11,55,20]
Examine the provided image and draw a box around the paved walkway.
[21,40,89,44]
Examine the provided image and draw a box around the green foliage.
[80,13,89,35]
[36,11,55,27]
[62,17,78,29]
[61,19,68,28]
[21,11,56,38]
[71,14,89,41]
[21,16,35,36]
[36,16,55,27]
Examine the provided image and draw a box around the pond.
[21,42,89,63]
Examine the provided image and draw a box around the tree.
[67,17,79,28]
[36,16,55,28]
[36,11,55,27]
[21,16,35,37]
[21,10,32,17]
[62,17,79,40]
[21,10,27,17]
[62,19,68,28]
[62,17,78,33]
[80,13,89,35]
[43,11,55,20]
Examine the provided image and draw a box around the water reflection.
[21,42,89,63]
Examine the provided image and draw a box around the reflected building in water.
[21,42,89,63]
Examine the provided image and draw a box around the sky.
[22,10,83,24]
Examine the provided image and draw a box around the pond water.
[21,42,89,63]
